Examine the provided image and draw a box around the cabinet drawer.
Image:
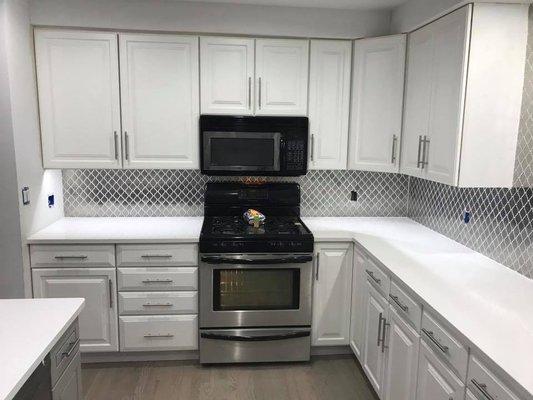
[389,281,422,331]
[118,291,198,315]
[364,257,390,294]
[468,357,520,400]
[50,320,79,386]
[118,267,198,291]
[119,315,198,351]
[117,244,197,267]
[421,311,468,379]
[30,245,115,268]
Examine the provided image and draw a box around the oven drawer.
[118,291,198,315]
[117,244,198,267]
[118,267,198,291]
[30,245,115,268]
[200,328,311,364]
[120,315,198,351]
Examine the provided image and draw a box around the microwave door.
[203,131,281,172]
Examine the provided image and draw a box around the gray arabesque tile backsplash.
[62,10,533,279]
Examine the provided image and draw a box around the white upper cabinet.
[401,4,528,187]
[200,37,255,115]
[312,242,353,346]
[349,35,406,173]
[308,40,352,170]
[35,29,122,169]
[119,34,199,169]
[255,39,309,116]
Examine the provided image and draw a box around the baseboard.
[81,346,353,364]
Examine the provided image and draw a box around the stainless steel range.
[199,182,314,364]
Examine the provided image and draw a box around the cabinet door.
[349,35,406,173]
[200,37,255,115]
[362,280,388,396]
[349,247,366,361]
[312,242,353,346]
[32,268,118,352]
[52,351,82,400]
[34,29,121,169]
[308,40,351,170]
[425,6,470,185]
[120,34,199,169]
[416,340,465,400]
[400,25,433,178]
[255,39,309,116]
[382,307,420,400]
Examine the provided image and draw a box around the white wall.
[4,0,64,297]
[0,0,24,298]
[29,0,391,39]
[391,0,533,33]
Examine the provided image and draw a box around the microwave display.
[200,115,308,176]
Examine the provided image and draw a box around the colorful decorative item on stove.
[244,209,266,228]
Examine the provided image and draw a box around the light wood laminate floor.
[82,356,379,400]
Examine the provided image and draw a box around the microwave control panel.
[285,139,306,171]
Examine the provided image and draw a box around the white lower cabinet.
[416,340,465,400]
[349,247,367,360]
[382,307,420,400]
[52,351,82,400]
[120,315,198,351]
[362,280,389,395]
[32,268,118,352]
[312,242,353,346]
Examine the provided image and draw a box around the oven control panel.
[200,239,313,254]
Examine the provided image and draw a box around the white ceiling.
[178,0,408,10]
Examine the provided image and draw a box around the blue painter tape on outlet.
[48,194,55,208]
[463,210,471,224]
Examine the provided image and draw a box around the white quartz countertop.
[0,298,85,400]
[27,217,203,243]
[27,216,533,396]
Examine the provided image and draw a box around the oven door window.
[213,268,300,311]
[204,132,281,172]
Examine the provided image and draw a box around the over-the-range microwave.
[200,115,308,176]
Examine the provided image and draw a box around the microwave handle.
[201,256,313,265]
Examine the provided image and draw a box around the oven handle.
[200,331,310,342]
[200,256,313,265]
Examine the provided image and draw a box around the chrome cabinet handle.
[389,294,409,312]
[471,379,495,400]
[141,254,173,259]
[61,340,78,359]
[381,318,389,353]
[113,131,119,160]
[142,279,173,284]
[54,255,88,260]
[422,328,449,354]
[124,131,130,161]
[421,136,430,168]
[365,269,381,285]
[417,135,423,168]
[108,279,113,308]
[310,134,315,162]
[391,135,398,164]
[315,252,320,280]
[144,334,174,338]
[248,77,252,110]
[377,312,384,346]
[142,303,173,307]
[258,77,262,109]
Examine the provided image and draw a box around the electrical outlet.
[21,187,30,205]
[48,194,55,208]
[463,208,471,224]
[350,191,358,201]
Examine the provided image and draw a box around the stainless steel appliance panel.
[200,327,311,364]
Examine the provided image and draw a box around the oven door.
[202,131,281,173]
[199,254,313,328]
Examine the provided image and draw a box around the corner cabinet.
[119,34,199,169]
[312,242,353,346]
[308,40,352,170]
[348,35,406,173]
[401,4,528,187]
[35,29,122,169]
